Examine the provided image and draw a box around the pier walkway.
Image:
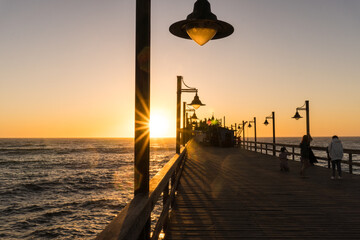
[165,141,360,239]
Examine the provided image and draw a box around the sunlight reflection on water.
[0,138,175,239]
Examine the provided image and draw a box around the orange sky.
[1,0,360,138]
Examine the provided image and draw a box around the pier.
[97,140,360,239]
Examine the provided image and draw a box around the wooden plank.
[165,141,360,239]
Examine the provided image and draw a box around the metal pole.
[182,102,186,145]
[272,111,276,156]
[135,0,150,238]
[242,121,245,149]
[305,100,310,137]
[176,76,182,153]
[235,123,237,144]
[253,117,257,151]
[185,112,189,143]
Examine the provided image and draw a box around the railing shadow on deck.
[241,140,360,174]
[95,145,188,240]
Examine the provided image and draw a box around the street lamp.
[264,112,276,156]
[241,121,247,149]
[133,0,233,238]
[188,92,205,109]
[182,102,199,144]
[169,0,234,46]
[248,117,257,151]
[177,76,205,153]
[292,100,310,137]
[191,111,198,120]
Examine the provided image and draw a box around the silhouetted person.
[279,146,290,172]
[300,135,312,176]
[328,135,343,179]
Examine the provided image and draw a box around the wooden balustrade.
[240,140,360,174]
[96,145,188,240]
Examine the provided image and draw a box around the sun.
[150,113,170,138]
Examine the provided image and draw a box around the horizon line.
[1,136,360,139]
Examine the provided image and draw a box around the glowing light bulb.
[186,27,217,46]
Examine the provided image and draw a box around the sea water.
[1,137,359,239]
[0,138,175,239]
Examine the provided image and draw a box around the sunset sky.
[1,0,360,138]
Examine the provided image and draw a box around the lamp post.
[135,0,150,196]
[183,104,198,143]
[242,121,247,149]
[176,76,205,153]
[248,117,257,151]
[264,111,276,156]
[292,100,310,137]
[191,113,199,135]
[134,1,151,238]
[134,1,233,237]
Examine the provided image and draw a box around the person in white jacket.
[328,135,343,179]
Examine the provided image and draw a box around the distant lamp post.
[177,76,205,153]
[264,112,276,156]
[190,113,199,135]
[292,100,310,137]
[169,0,234,46]
[182,102,197,145]
[242,121,247,149]
[248,117,257,151]
[191,112,198,120]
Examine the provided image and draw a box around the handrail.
[95,145,188,240]
[241,140,360,174]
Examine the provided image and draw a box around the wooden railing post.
[292,147,295,161]
[265,143,268,155]
[162,182,169,233]
[170,172,176,208]
[349,153,353,174]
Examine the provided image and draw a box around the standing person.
[279,146,291,172]
[300,135,312,176]
[328,135,343,179]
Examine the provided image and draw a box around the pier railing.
[96,145,188,240]
[241,140,360,174]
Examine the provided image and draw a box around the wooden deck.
[165,141,360,239]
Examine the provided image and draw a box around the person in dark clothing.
[300,135,312,176]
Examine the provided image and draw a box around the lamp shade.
[248,123,252,128]
[169,0,234,46]
[292,111,302,120]
[191,112,198,120]
[188,93,205,109]
[264,119,269,126]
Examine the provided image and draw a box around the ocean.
[1,137,359,239]
[0,138,175,239]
